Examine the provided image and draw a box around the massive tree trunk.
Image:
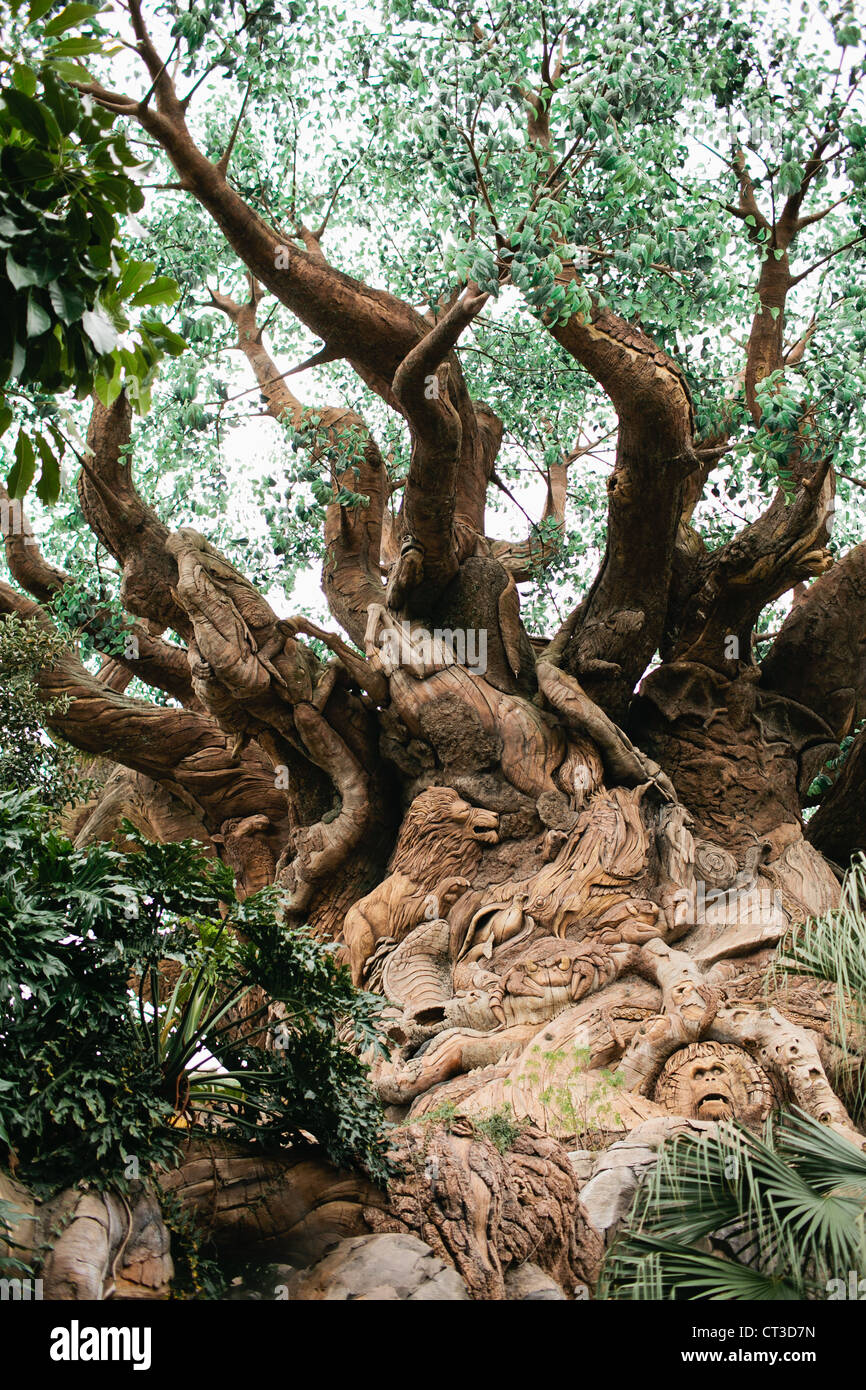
[4,4,866,1297]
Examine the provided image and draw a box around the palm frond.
[602,1110,866,1300]
[774,854,866,1048]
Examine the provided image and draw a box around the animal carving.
[211,813,276,900]
[521,787,654,937]
[456,893,534,965]
[495,938,644,1022]
[653,1042,775,1124]
[341,786,499,984]
[455,786,657,956]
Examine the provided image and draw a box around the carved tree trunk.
[3,12,865,1296]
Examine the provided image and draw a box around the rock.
[579,1117,718,1242]
[285,1234,471,1301]
[504,1263,567,1300]
[567,1149,596,1183]
[579,1164,648,1238]
[588,1144,657,1170]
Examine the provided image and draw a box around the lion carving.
[341,786,499,984]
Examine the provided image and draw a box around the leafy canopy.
[12,0,864,640]
[0,611,88,806]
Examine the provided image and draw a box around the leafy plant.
[808,720,866,799]
[601,1109,866,1300]
[410,1100,528,1153]
[158,1188,228,1301]
[49,578,134,659]
[0,1194,34,1277]
[772,853,866,1116]
[138,886,390,1178]
[409,1099,458,1133]
[0,791,390,1191]
[0,611,89,806]
[471,1104,530,1154]
[514,1045,627,1148]
[0,4,186,501]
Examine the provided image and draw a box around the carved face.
[654,1042,774,1123]
[458,800,500,844]
[390,787,499,886]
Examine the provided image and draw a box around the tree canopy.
[3,0,865,646]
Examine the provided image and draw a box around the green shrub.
[0,789,390,1192]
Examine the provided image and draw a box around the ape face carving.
[653,1042,775,1123]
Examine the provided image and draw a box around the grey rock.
[579,1165,645,1237]
[566,1149,596,1183]
[590,1144,657,1171]
[285,1233,471,1301]
[580,1117,719,1242]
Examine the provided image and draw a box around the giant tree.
[3,0,866,1295]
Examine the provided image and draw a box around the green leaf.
[140,318,187,355]
[46,36,104,55]
[39,66,81,134]
[94,363,122,408]
[43,3,104,36]
[48,278,85,324]
[129,276,180,308]
[81,306,117,354]
[5,252,40,291]
[11,63,37,95]
[117,259,155,299]
[6,431,36,499]
[2,88,62,145]
[34,432,61,505]
[26,293,51,336]
[48,59,95,82]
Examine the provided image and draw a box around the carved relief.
[653,1041,775,1124]
[360,761,855,1149]
[340,786,499,983]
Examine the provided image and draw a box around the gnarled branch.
[761,541,866,739]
